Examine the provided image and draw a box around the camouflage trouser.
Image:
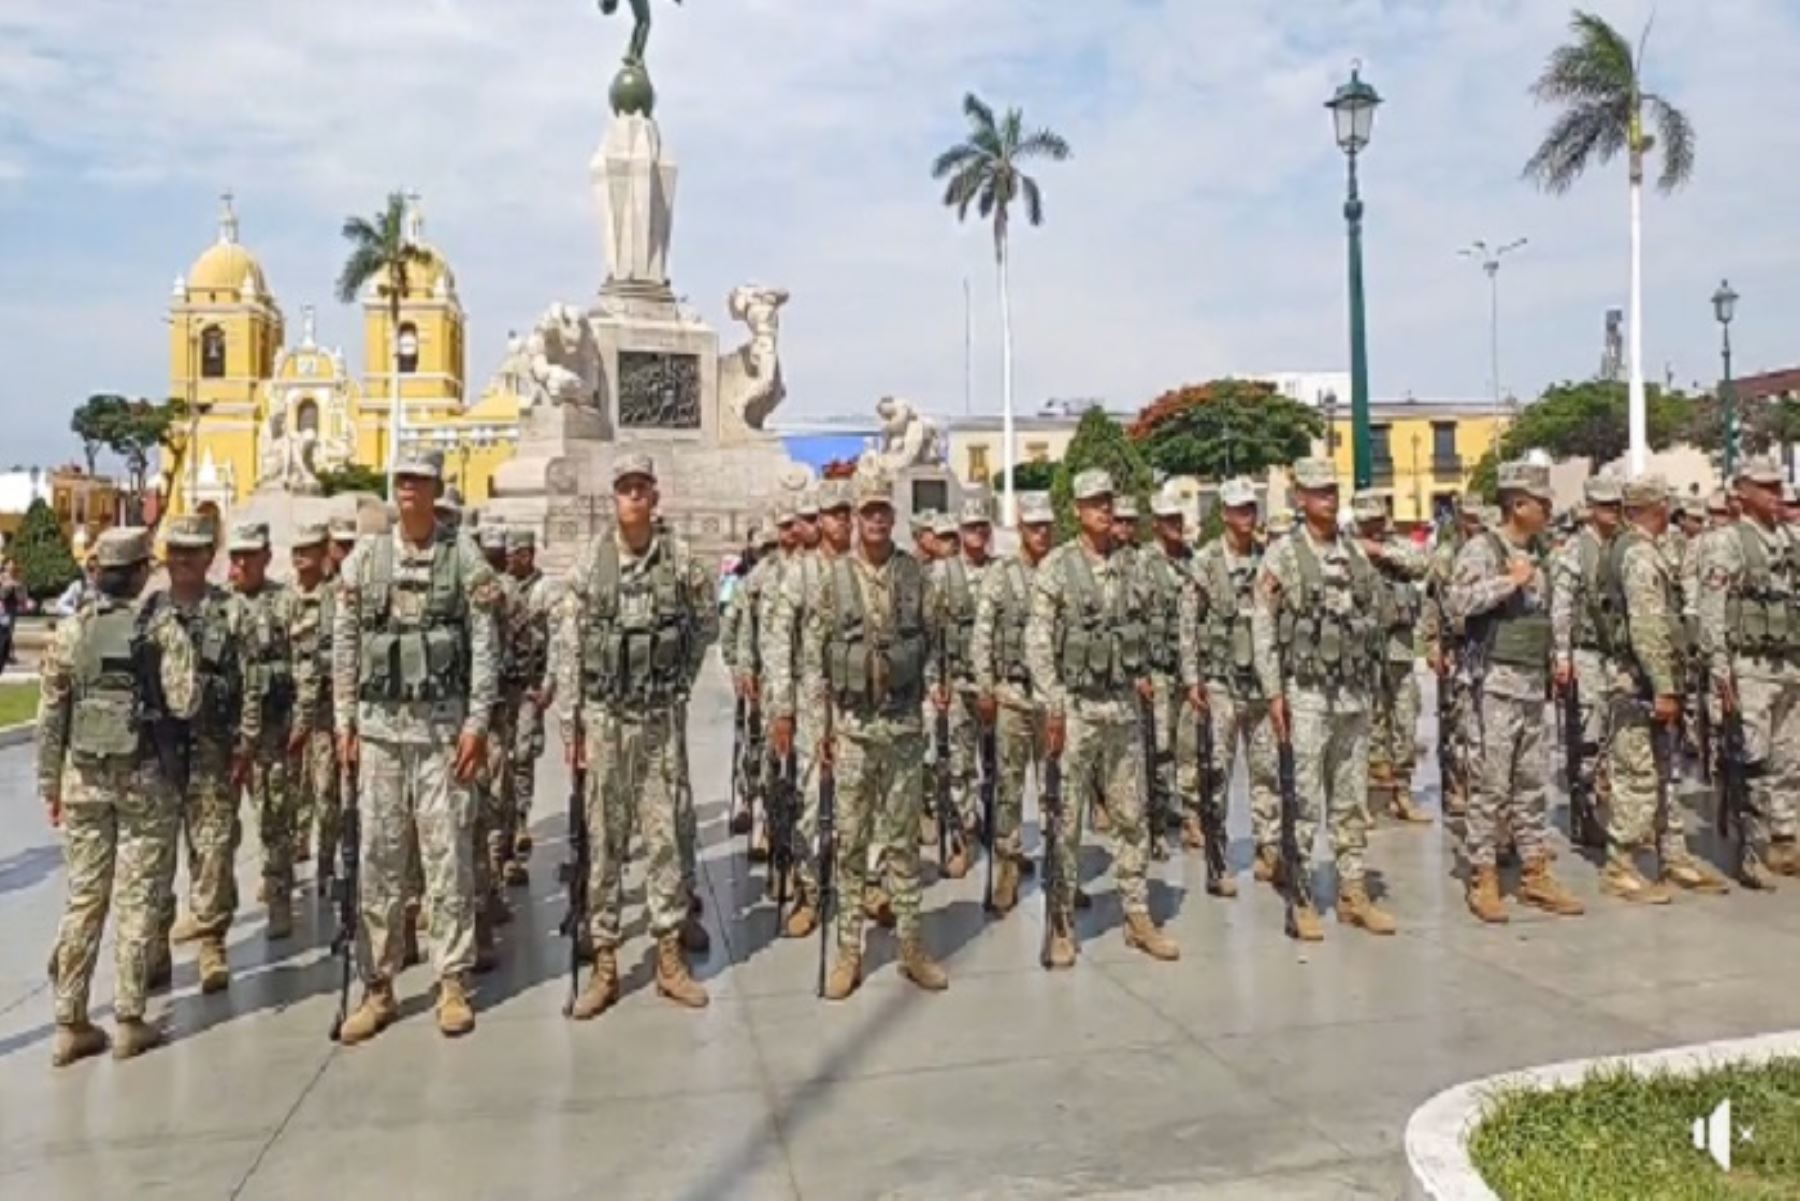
[1370,660,1421,780]
[53,764,177,1024]
[245,727,295,895]
[1464,691,1552,868]
[1290,693,1370,883]
[790,712,823,899]
[1439,663,1473,803]
[477,703,517,901]
[584,706,686,948]
[511,693,546,829]
[1725,669,1800,850]
[994,703,1047,862]
[296,728,341,873]
[1571,651,1612,802]
[156,741,237,942]
[832,721,926,949]
[948,687,980,834]
[358,736,476,984]
[1054,706,1149,920]
[1149,675,1197,838]
[1205,684,1278,851]
[675,703,698,895]
[1604,693,1688,860]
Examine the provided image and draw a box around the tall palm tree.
[1524,9,1694,475]
[933,93,1070,522]
[337,192,433,492]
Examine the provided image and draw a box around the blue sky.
[2,0,1798,468]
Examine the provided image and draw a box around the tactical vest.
[1572,530,1611,652]
[503,572,549,686]
[1603,530,1689,682]
[68,604,149,765]
[1379,545,1421,634]
[824,552,928,718]
[579,539,692,706]
[1203,545,1261,691]
[1275,533,1386,688]
[991,558,1033,689]
[1725,522,1800,661]
[938,558,977,680]
[1466,534,1552,672]
[1141,547,1187,675]
[239,587,295,717]
[147,589,239,740]
[357,533,471,704]
[1055,548,1148,699]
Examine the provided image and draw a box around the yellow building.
[1316,400,1503,525]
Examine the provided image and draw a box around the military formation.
[36,447,1800,1064]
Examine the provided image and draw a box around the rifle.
[1561,678,1604,849]
[979,726,998,913]
[1037,757,1063,969]
[1277,735,1312,939]
[1718,705,1752,878]
[328,758,361,1042]
[1197,698,1226,894]
[1138,693,1169,851]
[933,639,957,869]
[1435,657,1457,810]
[769,751,798,926]
[558,752,590,1018]
[816,723,837,998]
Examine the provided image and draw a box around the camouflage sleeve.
[734,567,763,682]
[1549,542,1579,665]
[1624,543,1678,698]
[332,551,363,737]
[1250,542,1289,701]
[237,593,264,746]
[797,563,831,725]
[1447,537,1514,623]
[151,605,200,721]
[292,592,321,735]
[533,578,562,697]
[970,565,1001,696]
[1024,551,1067,716]
[682,551,718,687]
[1696,528,1741,681]
[1380,537,1432,580]
[1680,535,1704,620]
[923,560,948,691]
[34,615,81,797]
[553,549,592,744]
[1176,567,1202,690]
[460,536,501,738]
[764,562,803,720]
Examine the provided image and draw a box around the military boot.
[112,1018,163,1061]
[655,933,709,1009]
[898,937,949,992]
[198,937,231,994]
[502,860,530,888]
[265,890,294,942]
[1337,882,1398,935]
[473,913,499,975]
[169,911,203,945]
[1601,854,1672,904]
[514,829,535,857]
[993,860,1020,913]
[50,1021,109,1067]
[944,841,970,880]
[1739,854,1780,892]
[338,982,399,1045]
[1253,845,1279,884]
[1390,782,1434,825]
[1661,854,1730,896]
[1207,872,1240,899]
[783,897,818,939]
[863,887,896,929]
[1181,814,1205,851]
[1044,916,1078,970]
[1520,857,1585,915]
[1123,912,1180,961]
[682,912,713,953]
[1289,902,1325,942]
[823,949,863,1000]
[1466,866,1509,924]
[1769,840,1800,877]
[436,976,475,1037]
[729,806,752,837]
[569,950,620,1021]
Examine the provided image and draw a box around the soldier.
[288,522,340,896]
[1449,462,1584,922]
[1252,458,1396,941]
[1186,478,1278,884]
[40,527,197,1064]
[1138,486,1199,862]
[911,513,941,563]
[1708,490,1735,529]
[925,496,996,877]
[327,514,358,578]
[971,491,1055,913]
[721,519,776,836]
[332,450,501,1042]
[1027,468,1180,967]
[1424,498,1485,818]
[228,522,300,940]
[503,528,553,869]
[1351,491,1433,825]
[559,454,717,1018]
[1699,458,1800,888]
[1552,475,1624,847]
[471,524,516,970]
[1603,476,1733,899]
[750,501,807,866]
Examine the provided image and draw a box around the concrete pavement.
[3,664,1799,1200]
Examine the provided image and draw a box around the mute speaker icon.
[1692,1098,1732,1172]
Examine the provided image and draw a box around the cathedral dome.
[185,193,268,296]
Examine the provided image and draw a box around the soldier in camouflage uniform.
[750,500,807,867]
[1351,491,1433,825]
[1601,476,1732,900]
[469,524,516,972]
[1699,457,1800,888]
[721,519,777,836]
[1424,500,1485,817]
[288,522,340,895]
[1185,478,1278,886]
[40,527,198,1064]
[504,528,553,869]
[1448,462,1585,923]
[328,514,358,579]
[925,496,996,877]
[1138,487,1199,862]
[971,491,1055,914]
[560,454,718,1018]
[332,450,501,1042]
[1551,476,1623,848]
[1027,468,1180,967]
[1252,458,1397,941]
[228,522,300,941]
[911,512,942,564]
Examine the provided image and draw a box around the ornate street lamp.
[1712,279,1739,479]
[1327,63,1382,489]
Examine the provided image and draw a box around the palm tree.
[337,192,433,491]
[933,93,1070,523]
[1524,9,1694,475]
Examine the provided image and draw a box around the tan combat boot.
[1182,814,1205,852]
[1661,853,1730,896]
[1600,854,1672,904]
[169,912,203,945]
[823,949,862,1000]
[1289,902,1325,942]
[1123,912,1180,961]
[863,887,896,929]
[1390,782,1434,825]
[655,933,709,1009]
[1466,865,1509,924]
[784,898,819,939]
[1337,882,1398,935]
[993,860,1020,913]
[113,1018,163,1061]
[338,982,399,1045]
[898,937,949,992]
[569,950,620,1021]
[50,1021,109,1067]
[436,976,475,1037]
[944,842,970,880]
[1044,916,1078,970]
[265,891,294,942]
[198,937,231,994]
[1769,841,1800,877]
[502,859,530,888]
[1253,845,1279,884]
[1520,857,1586,915]
[514,829,534,857]
[1740,855,1781,892]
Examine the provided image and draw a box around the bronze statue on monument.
[598,0,682,115]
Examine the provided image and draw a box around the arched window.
[397,323,420,374]
[200,325,226,378]
[294,398,320,435]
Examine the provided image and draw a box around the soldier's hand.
[286,727,308,757]
[932,684,950,711]
[1269,696,1291,744]
[1653,694,1681,726]
[1553,661,1573,694]
[771,715,795,759]
[976,694,998,727]
[1506,557,1535,588]
[1045,713,1067,759]
[43,792,61,829]
[454,731,486,782]
[1187,685,1209,714]
[1135,678,1155,703]
[337,731,360,772]
[1716,676,1739,716]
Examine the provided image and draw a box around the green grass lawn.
[0,680,39,728]
[1470,1058,1800,1200]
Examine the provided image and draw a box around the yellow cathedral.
[165,193,523,524]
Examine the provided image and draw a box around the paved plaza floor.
[3,665,1798,1199]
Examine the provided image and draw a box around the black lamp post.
[1327,63,1382,490]
[1712,279,1739,479]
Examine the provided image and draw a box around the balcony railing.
[1432,453,1463,477]
[1371,460,1396,487]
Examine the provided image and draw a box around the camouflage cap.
[1476,505,1501,528]
[227,521,270,553]
[795,490,821,520]
[1292,458,1338,491]
[1737,455,1784,487]
[477,525,508,551]
[958,496,992,527]
[816,479,852,512]
[1149,487,1184,519]
[931,512,958,537]
[1707,489,1732,515]
[1112,495,1139,521]
[854,472,894,511]
[1584,474,1623,505]
[772,497,799,525]
[1071,468,1114,502]
[1016,492,1054,525]
[506,527,535,551]
[1350,490,1386,522]
[164,514,216,549]
[291,521,329,550]
[1219,478,1257,509]
[1622,474,1670,507]
[1677,495,1708,520]
[328,514,358,542]
[1496,460,1554,501]
[95,526,152,568]
[612,451,657,486]
[1265,510,1295,536]
[394,449,442,481]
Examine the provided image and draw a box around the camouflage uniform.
[1136,490,1200,855]
[925,501,995,848]
[1422,510,1481,813]
[721,524,778,827]
[473,533,517,941]
[1352,494,1431,809]
[229,523,301,911]
[39,528,197,1047]
[504,529,554,847]
[289,524,341,882]
[1550,478,1623,831]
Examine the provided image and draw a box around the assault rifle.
[1038,757,1064,969]
[979,726,999,913]
[1197,697,1226,894]
[1719,704,1752,878]
[328,758,361,1042]
[558,754,590,1018]
[1139,694,1169,854]
[768,751,798,926]
[1561,678,1604,849]
[933,637,957,870]
[816,725,837,998]
[1277,734,1312,940]
[1435,659,1457,812]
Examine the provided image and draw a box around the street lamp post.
[1458,238,1528,416]
[1321,389,1340,458]
[1712,279,1739,480]
[1328,64,1382,490]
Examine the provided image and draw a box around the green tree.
[1128,379,1322,481]
[1524,9,1695,473]
[70,393,128,476]
[1000,459,1057,492]
[933,92,1070,523]
[1049,408,1151,538]
[69,394,186,520]
[316,464,389,499]
[10,499,78,600]
[1501,380,1692,464]
[337,192,433,492]
[1467,448,1500,503]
